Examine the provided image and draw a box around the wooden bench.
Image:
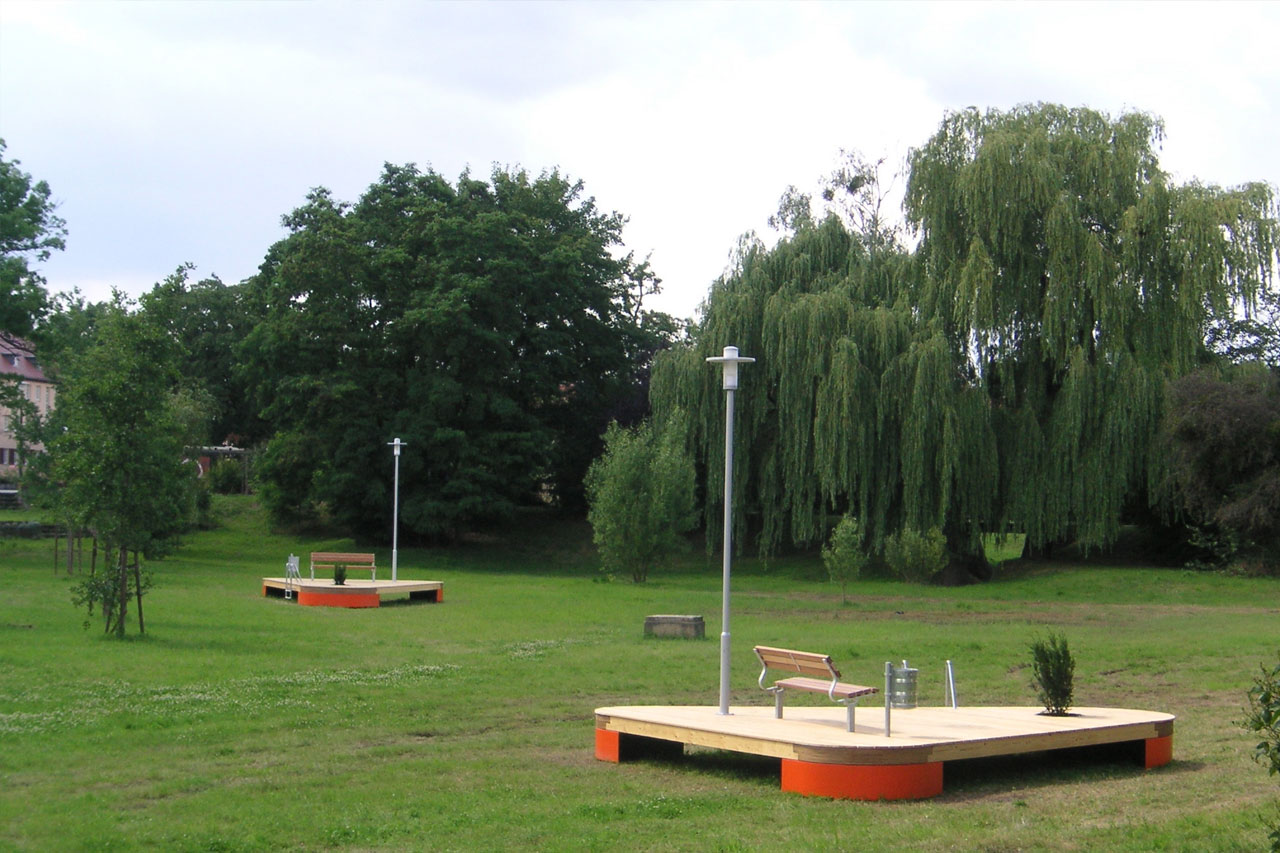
[310,552,377,581]
[754,645,879,732]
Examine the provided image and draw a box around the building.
[0,332,56,470]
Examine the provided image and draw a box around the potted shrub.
[1030,632,1075,716]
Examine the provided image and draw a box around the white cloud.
[1,0,1275,318]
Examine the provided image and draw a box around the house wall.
[0,334,56,471]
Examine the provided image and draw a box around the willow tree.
[652,104,1276,581]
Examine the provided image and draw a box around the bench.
[310,552,377,581]
[754,645,879,732]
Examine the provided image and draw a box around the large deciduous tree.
[240,164,670,540]
[652,104,1277,581]
[0,139,66,336]
[140,265,265,445]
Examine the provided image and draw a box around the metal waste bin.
[890,660,919,708]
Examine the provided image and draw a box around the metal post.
[885,661,893,737]
[387,438,406,582]
[719,384,735,715]
[945,659,958,708]
[706,346,754,717]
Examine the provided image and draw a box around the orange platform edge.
[1145,734,1173,768]
[296,588,381,608]
[781,757,944,800]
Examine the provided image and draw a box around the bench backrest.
[754,645,841,680]
[310,552,376,566]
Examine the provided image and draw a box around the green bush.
[585,415,696,583]
[1245,653,1280,851]
[883,526,947,583]
[822,515,867,603]
[208,459,244,495]
[1030,632,1076,716]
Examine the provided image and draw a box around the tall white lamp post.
[706,345,755,715]
[387,437,406,581]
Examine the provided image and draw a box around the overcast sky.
[1,0,1276,321]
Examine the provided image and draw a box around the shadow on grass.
[941,742,1202,800]
[658,747,782,790]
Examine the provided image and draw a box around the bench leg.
[847,704,855,733]
[775,690,784,719]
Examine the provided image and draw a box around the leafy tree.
[240,164,672,539]
[140,265,265,445]
[1160,366,1280,571]
[652,105,1277,581]
[821,514,867,602]
[1245,653,1280,851]
[38,305,193,636]
[585,416,696,582]
[0,139,66,336]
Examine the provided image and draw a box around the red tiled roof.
[0,333,52,383]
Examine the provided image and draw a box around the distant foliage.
[822,514,868,602]
[0,138,66,336]
[208,459,244,495]
[585,416,696,582]
[883,526,947,584]
[1245,653,1280,851]
[1030,633,1076,716]
[1161,366,1280,573]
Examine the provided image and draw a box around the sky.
[1,0,1277,322]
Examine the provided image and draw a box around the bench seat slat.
[774,676,877,700]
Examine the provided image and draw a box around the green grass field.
[1,496,1277,851]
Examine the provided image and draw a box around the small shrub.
[1030,632,1075,716]
[822,515,867,603]
[333,565,347,586]
[208,459,244,495]
[884,526,947,583]
[1245,653,1280,851]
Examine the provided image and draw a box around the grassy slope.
[0,497,1276,851]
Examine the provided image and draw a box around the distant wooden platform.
[261,577,443,608]
[595,704,1173,800]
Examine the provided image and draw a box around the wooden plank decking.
[595,703,1174,799]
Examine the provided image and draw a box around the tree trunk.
[116,547,128,639]
[133,551,145,635]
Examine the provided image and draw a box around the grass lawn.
[1,496,1277,851]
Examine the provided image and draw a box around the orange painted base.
[781,758,943,800]
[296,588,381,608]
[595,728,621,762]
[1145,735,1173,768]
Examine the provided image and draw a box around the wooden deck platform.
[261,577,443,608]
[595,704,1173,800]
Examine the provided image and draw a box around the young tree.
[42,305,193,636]
[0,139,66,337]
[585,416,696,582]
[652,105,1277,581]
[821,514,868,603]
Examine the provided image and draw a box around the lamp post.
[387,438,406,581]
[706,345,755,716]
